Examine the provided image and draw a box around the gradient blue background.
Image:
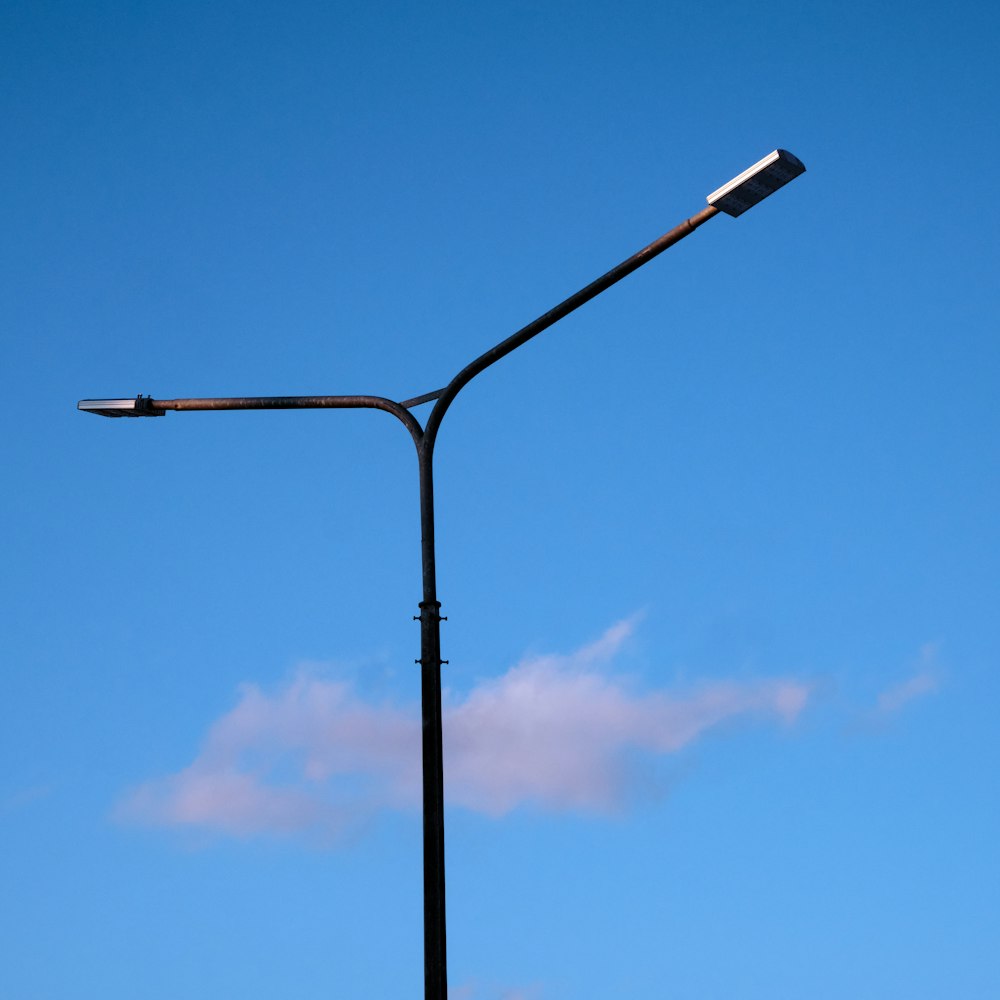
[3,1,998,997]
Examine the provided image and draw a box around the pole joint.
[417,600,445,621]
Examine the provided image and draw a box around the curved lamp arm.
[148,394,423,446]
[423,203,719,448]
[79,393,424,447]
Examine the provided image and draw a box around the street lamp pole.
[80,150,805,1000]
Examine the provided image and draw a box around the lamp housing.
[78,396,163,418]
[707,149,805,217]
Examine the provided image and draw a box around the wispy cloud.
[874,643,941,715]
[117,617,811,841]
[450,984,541,1000]
[844,643,942,736]
[2,784,52,814]
[876,670,938,714]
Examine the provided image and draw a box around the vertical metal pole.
[417,438,447,1000]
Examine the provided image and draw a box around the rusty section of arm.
[149,394,424,445]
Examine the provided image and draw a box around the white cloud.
[117,617,811,840]
[444,622,807,816]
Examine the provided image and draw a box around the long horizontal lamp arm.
[149,394,424,440]
[150,394,394,412]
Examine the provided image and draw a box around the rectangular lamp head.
[78,396,163,417]
[707,149,805,217]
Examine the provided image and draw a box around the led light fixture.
[707,149,805,217]
[77,396,163,417]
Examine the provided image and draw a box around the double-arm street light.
[80,148,805,1000]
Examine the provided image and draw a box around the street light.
[80,149,805,1000]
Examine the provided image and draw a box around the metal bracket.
[399,388,445,409]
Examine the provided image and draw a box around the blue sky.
[3,1,998,997]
